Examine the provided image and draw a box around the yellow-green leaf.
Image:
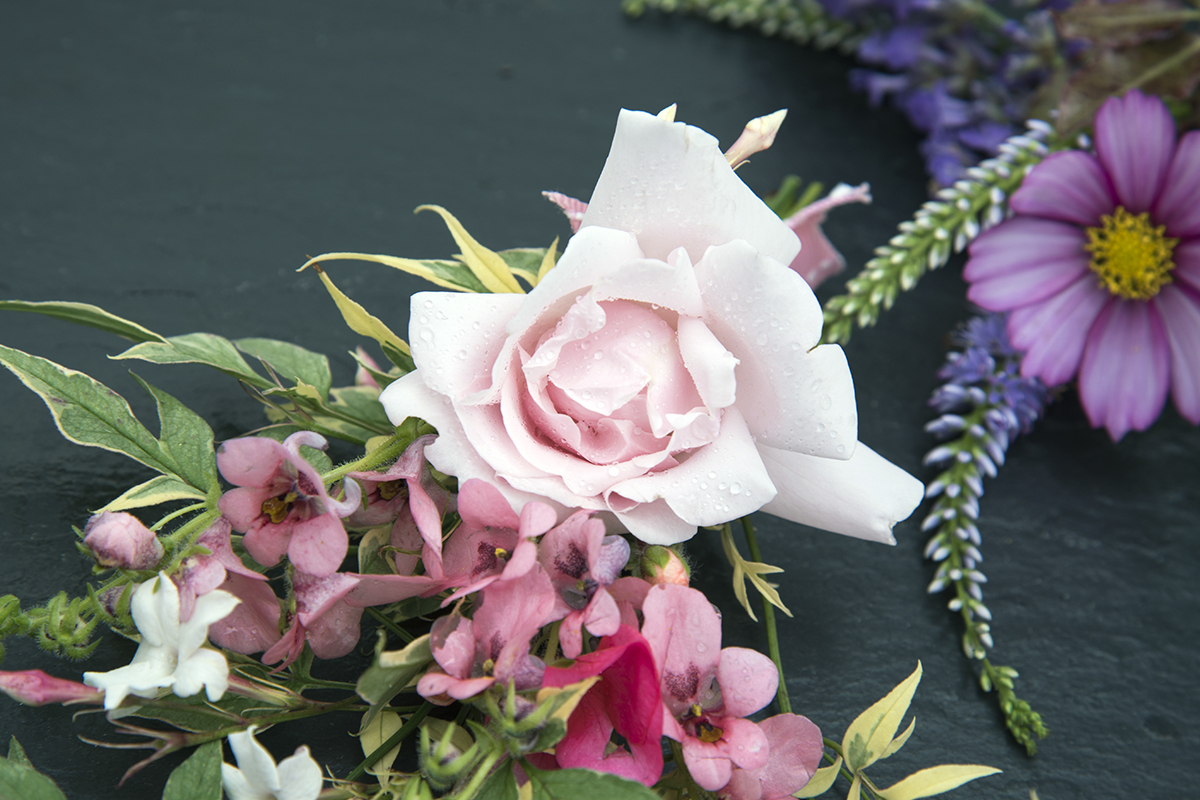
[302,251,489,293]
[536,239,559,284]
[795,756,841,798]
[847,773,862,800]
[309,266,412,361]
[881,716,917,760]
[876,765,1001,800]
[842,662,922,773]
[360,710,405,776]
[534,676,601,725]
[720,526,791,621]
[99,475,207,512]
[0,300,165,343]
[416,205,523,293]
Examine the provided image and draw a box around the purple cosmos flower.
[964,90,1200,440]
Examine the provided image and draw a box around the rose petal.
[965,218,1091,309]
[406,291,525,400]
[582,109,800,267]
[1009,150,1114,227]
[1154,285,1200,423]
[1078,299,1171,440]
[756,443,923,544]
[1094,89,1176,214]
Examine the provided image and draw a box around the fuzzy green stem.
[150,502,209,533]
[323,433,410,484]
[740,516,790,715]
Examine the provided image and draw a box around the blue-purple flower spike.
[922,311,1049,753]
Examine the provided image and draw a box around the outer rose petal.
[581,109,800,267]
[1009,150,1114,227]
[1094,89,1176,214]
[756,443,923,545]
[1154,285,1200,423]
[1078,299,1171,440]
[407,291,525,399]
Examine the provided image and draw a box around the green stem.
[162,508,221,561]
[740,516,790,715]
[367,606,415,644]
[150,502,208,533]
[323,433,410,484]
[1118,35,1200,96]
[347,700,433,781]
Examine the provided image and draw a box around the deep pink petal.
[1010,150,1114,226]
[965,218,1090,310]
[1094,89,1176,214]
[1078,299,1172,440]
[1154,131,1200,238]
[718,718,770,771]
[716,647,778,718]
[1153,285,1200,424]
[287,515,349,577]
[1008,276,1110,387]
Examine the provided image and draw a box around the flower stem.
[740,516,790,715]
[367,606,415,644]
[323,433,410,484]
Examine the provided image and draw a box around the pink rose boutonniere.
[383,108,922,544]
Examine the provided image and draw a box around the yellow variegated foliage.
[720,526,791,621]
[795,755,842,799]
[308,266,412,365]
[876,765,1001,800]
[360,709,405,776]
[99,475,206,513]
[842,662,922,772]
[414,205,523,293]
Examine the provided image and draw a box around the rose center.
[1084,207,1177,300]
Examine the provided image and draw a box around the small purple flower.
[964,90,1200,440]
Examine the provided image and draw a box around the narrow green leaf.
[842,662,922,773]
[6,737,31,767]
[0,300,165,343]
[795,756,841,798]
[132,376,219,494]
[0,345,177,476]
[415,205,523,293]
[99,475,207,513]
[306,267,413,370]
[0,757,68,800]
[876,764,1001,800]
[113,333,266,387]
[161,741,222,800]
[302,251,489,293]
[521,763,660,800]
[475,760,519,800]
[497,247,550,286]
[235,338,332,399]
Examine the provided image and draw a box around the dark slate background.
[2,2,1197,798]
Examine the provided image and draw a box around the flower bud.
[640,545,690,586]
[0,669,103,706]
[83,512,164,570]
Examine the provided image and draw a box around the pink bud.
[640,545,690,587]
[83,512,164,570]
[0,670,104,706]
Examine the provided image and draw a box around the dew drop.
[418,314,429,325]
[816,423,826,433]
[755,332,769,346]
[707,472,717,479]
[608,466,620,477]
[819,394,833,410]
[718,483,727,491]
[418,328,434,342]
[594,351,603,360]
[836,444,847,455]
[472,321,481,330]
[810,379,823,393]
[423,299,434,309]
[696,642,707,653]
[699,482,708,490]
[456,350,468,361]
[729,482,741,494]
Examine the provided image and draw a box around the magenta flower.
[175,518,282,656]
[541,625,664,786]
[217,431,361,576]
[538,510,630,658]
[964,90,1200,440]
[640,584,780,792]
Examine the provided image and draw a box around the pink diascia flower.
[263,570,364,669]
[964,89,1200,440]
[217,431,361,576]
[83,511,164,570]
[541,625,664,787]
[719,713,824,800]
[383,108,922,545]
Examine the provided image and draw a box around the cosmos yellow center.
[1084,207,1177,300]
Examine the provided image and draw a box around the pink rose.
[382,108,921,544]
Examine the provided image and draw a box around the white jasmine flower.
[83,572,238,710]
[222,725,323,800]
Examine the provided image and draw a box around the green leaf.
[6,737,31,767]
[795,755,841,798]
[475,760,519,800]
[305,266,414,371]
[0,345,177,476]
[132,376,219,494]
[0,757,68,800]
[131,695,266,733]
[114,333,266,387]
[0,300,166,343]
[304,252,488,293]
[360,710,405,776]
[161,741,222,800]
[497,247,552,286]
[720,527,791,621]
[876,765,1001,800]
[235,338,332,399]
[99,474,208,512]
[358,633,433,730]
[520,763,659,800]
[415,205,523,294]
[328,385,393,431]
[358,526,394,574]
[842,662,922,773]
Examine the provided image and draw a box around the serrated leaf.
[416,205,523,294]
[6,737,31,767]
[520,763,660,800]
[114,333,266,387]
[0,757,67,800]
[132,375,219,494]
[795,756,841,798]
[0,345,178,476]
[876,764,1001,800]
[235,338,332,399]
[881,716,917,759]
[475,761,519,800]
[161,741,222,800]
[99,474,207,512]
[0,300,165,343]
[842,662,922,773]
[305,266,413,370]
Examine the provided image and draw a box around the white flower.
[83,572,238,710]
[222,725,323,800]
